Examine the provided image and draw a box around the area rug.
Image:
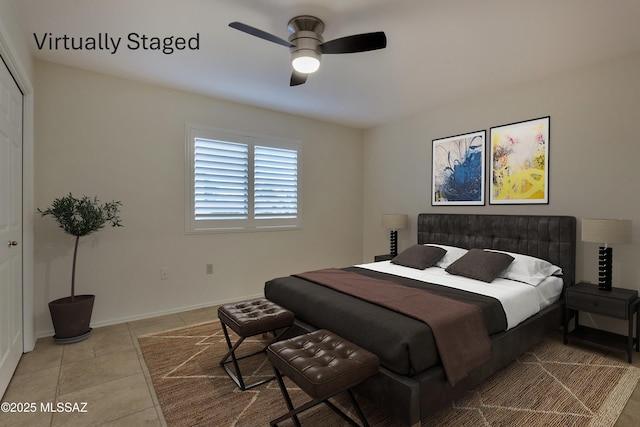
[138,320,640,426]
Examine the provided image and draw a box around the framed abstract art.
[490,116,550,204]
[432,130,486,206]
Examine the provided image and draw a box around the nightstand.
[564,282,639,363]
[374,254,393,262]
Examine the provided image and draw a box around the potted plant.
[39,193,122,343]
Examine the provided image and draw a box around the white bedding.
[355,261,563,330]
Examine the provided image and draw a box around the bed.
[264,213,576,426]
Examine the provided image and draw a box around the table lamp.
[581,218,632,291]
[381,214,408,257]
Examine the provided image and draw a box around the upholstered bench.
[218,298,294,390]
[267,329,380,427]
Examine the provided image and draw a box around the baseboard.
[35,293,264,339]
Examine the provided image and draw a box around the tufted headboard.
[417,213,577,289]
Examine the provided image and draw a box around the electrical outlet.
[206,264,213,275]
[160,268,168,280]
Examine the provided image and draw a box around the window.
[186,125,302,233]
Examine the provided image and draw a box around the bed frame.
[283,213,576,426]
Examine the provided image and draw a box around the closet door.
[0,54,23,396]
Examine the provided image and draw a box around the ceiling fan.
[229,15,387,86]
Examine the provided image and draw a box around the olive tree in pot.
[39,193,122,343]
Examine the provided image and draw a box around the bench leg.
[272,366,302,427]
[323,393,370,427]
[270,366,370,427]
[347,389,370,427]
[219,322,278,390]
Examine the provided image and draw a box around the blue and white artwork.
[432,130,486,206]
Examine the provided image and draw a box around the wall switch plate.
[206,264,213,275]
[160,268,168,280]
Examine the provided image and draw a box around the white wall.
[34,60,364,337]
[31,47,640,337]
[363,52,640,334]
[0,0,32,78]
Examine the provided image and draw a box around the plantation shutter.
[193,138,248,220]
[187,124,302,233]
[254,146,298,219]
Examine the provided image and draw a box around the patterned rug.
[137,321,640,426]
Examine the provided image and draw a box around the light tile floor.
[0,306,219,427]
[1,306,639,426]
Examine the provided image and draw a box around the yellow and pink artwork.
[490,117,549,204]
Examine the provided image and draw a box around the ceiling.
[14,0,640,129]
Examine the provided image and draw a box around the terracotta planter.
[48,294,95,343]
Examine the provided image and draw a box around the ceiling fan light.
[292,56,320,73]
[291,51,320,74]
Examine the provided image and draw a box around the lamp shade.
[581,219,632,245]
[381,214,408,230]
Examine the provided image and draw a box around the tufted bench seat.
[218,298,294,390]
[267,329,380,427]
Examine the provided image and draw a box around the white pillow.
[424,244,468,268]
[485,249,562,286]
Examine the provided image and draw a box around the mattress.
[357,261,563,329]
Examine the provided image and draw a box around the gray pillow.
[391,245,446,269]
[445,249,514,282]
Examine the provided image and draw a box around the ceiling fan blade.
[320,31,387,54]
[229,22,293,48]
[290,71,308,86]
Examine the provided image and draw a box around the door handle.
[7,241,18,247]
